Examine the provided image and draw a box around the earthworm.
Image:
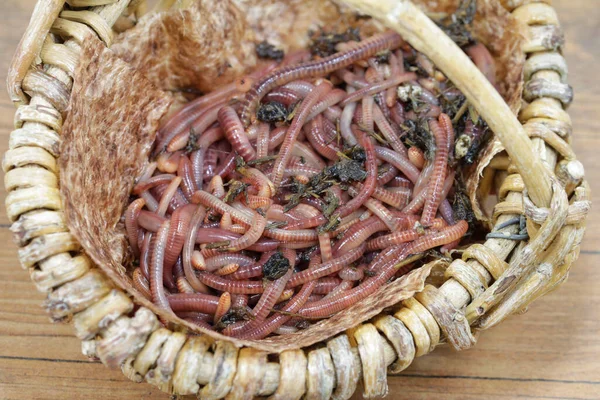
[333,216,388,254]
[291,142,327,169]
[362,96,375,132]
[264,88,301,105]
[386,54,402,107]
[214,292,232,323]
[182,205,210,293]
[271,82,332,188]
[150,220,174,315]
[168,293,219,314]
[177,156,197,201]
[247,258,294,326]
[125,198,145,257]
[408,147,425,169]
[313,277,343,295]
[230,251,275,280]
[286,243,366,288]
[340,87,358,145]
[218,106,256,162]
[255,122,270,159]
[239,31,403,126]
[176,276,195,294]
[198,273,265,294]
[306,88,347,121]
[164,204,196,269]
[214,263,240,276]
[374,146,420,183]
[341,73,416,106]
[339,265,365,281]
[305,115,339,161]
[421,116,450,226]
[465,42,497,87]
[132,268,151,300]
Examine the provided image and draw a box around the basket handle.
[341,0,552,208]
[7,0,66,106]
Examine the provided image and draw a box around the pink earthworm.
[421,116,450,226]
[374,146,419,183]
[218,106,256,162]
[340,72,416,106]
[150,220,175,316]
[125,198,145,257]
[305,115,339,161]
[240,31,403,126]
[168,293,220,314]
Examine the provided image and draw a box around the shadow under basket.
[4,0,590,398]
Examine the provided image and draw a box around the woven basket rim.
[4,0,589,398]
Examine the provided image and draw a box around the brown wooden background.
[0,1,598,399]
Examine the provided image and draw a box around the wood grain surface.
[0,1,598,399]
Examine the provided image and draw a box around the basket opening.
[59,0,525,352]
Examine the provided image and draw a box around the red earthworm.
[408,146,425,169]
[372,185,410,209]
[300,222,467,318]
[190,150,205,190]
[176,276,195,294]
[339,265,365,281]
[212,153,237,179]
[151,183,188,216]
[465,43,496,87]
[139,233,152,280]
[321,117,338,142]
[323,279,355,299]
[403,172,455,215]
[313,277,342,295]
[133,268,151,300]
[222,211,266,252]
[230,251,275,280]
[289,204,322,220]
[331,210,370,236]
[362,96,374,132]
[284,162,321,178]
[180,205,210,294]
[264,228,318,242]
[389,101,405,126]
[138,211,166,232]
[133,174,176,195]
[154,98,227,156]
[336,68,368,88]
[218,106,256,162]
[373,105,408,156]
[334,216,387,254]
[150,220,174,315]
[264,88,302,106]
[140,191,159,212]
[365,229,421,251]
[377,164,399,185]
[266,204,295,223]
[341,73,416,106]
[438,112,456,158]
[266,126,286,150]
[340,87,359,145]
[164,204,196,269]
[214,292,232,323]
[291,141,327,169]
[421,117,450,226]
[168,293,219,314]
[167,130,191,153]
[177,311,212,323]
[255,122,270,159]
[232,294,248,309]
[156,79,238,149]
[241,167,276,198]
[177,156,197,201]
[306,88,346,121]
[305,115,339,161]
[374,146,419,183]
[286,243,366,288]
[273,325,298,335]
[156,177,182,217]
[319,232,333,262]
[271,82,332,188]
[280,49,312,66]
[214,263,240,276]
[388,175,412,188]
[347,186,397,230]
[198,273,264,294]
[279,241,319,249]
[276,289,295,304]
[240,280,316,339]
[282,80,315,96]
[386,54,401,107]
[286,126,376,229]
[220,212,232,230]
[246,261,294,328]
[413,161,434,195]
[125,198,145,257]
[240,31,402,126]
[439,199,456,225]
[324,105,342,121]
[244,195,273,210]
[192,190,253,226]
[205,254,254,271]
[191,250,205,270]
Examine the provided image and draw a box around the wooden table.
[0,1,598,399]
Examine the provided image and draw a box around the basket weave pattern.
[4,0,590,398]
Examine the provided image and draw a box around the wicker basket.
[4,0,590,398]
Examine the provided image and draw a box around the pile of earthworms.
[125,30,493,339]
